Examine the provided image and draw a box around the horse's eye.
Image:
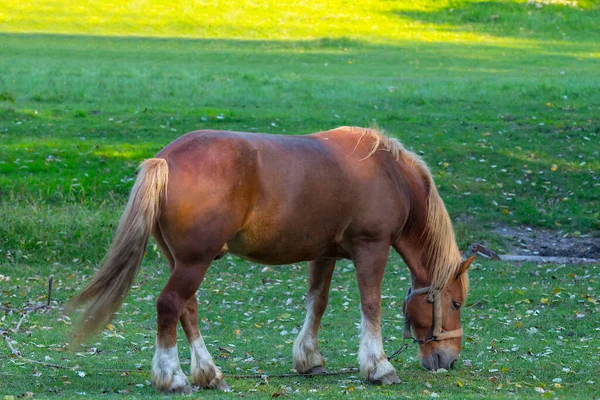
[452,301,462,310]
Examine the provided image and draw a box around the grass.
[1,255,599,399]
[0,0,599,398]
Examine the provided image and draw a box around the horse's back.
[154,129,408,264]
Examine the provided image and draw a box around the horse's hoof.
[191,363,227,390]
[309,365,327,375]
[152,369,192,393]
[373,371,400,385]
[216,379,231,392]
[297,365,326,375]
[174,382,193,394]
[153,378,192,394]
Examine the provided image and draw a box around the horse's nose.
[449,359,457,370]
[420,354,438,371]
[421,350,458,371]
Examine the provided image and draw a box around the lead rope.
[386,340,412,361]
[228,337,414,379]
[3,341,414,380]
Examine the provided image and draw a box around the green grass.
[1,0,599,398]
[1,256,599,399]
[1,33,598,262]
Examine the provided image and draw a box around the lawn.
[1,0,599,398]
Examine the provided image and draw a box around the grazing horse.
[70,126,473,393]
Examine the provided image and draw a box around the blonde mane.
[341,126,468,297]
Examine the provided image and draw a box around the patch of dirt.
[494,225,600,259]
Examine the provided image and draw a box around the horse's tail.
[69,158,168,344]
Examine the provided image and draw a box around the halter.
[402,286,463,344]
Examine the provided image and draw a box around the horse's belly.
[226,228,339,265]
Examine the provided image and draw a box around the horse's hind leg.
[180,295,229,390]
[151,258,228,393]
[152,228,228,391]
[293,257,336,374]
[150,229,192,393]
[354,241,400,385]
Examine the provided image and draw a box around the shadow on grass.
[1,30,597,59]
[391,0,600,43]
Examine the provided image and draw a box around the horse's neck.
[391,154,438,288]
[393,232,431,289]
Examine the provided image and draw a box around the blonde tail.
[69,158,168,344]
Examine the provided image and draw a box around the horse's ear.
[456,255,475,278]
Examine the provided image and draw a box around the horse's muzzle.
[420,349,458,371]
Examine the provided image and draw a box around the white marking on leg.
[151,343,190,393]
[293,297,325,374]
[358,312,398,384]
[190,335,228,389]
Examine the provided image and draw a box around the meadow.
[0,0,599,398]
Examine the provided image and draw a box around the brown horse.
[70,126,473,393]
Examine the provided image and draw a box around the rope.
[228,368,359,379]
[386,341,411,361]
[2,341,414,379]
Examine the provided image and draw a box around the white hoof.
[191,360,227,389]
[190,337,228,389]
[293,335,325,374]
[361,358,400,385]
[151,345,191,393]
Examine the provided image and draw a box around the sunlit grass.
[1,0,598,46]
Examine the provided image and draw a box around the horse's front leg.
[354,241,400,385]
[293,258,336,374]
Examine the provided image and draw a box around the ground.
[494,225,600,259]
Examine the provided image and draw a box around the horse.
[69,126,473,393]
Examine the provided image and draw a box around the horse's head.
[402,256,474,371]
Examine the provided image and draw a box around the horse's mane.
[339,126,468,297]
